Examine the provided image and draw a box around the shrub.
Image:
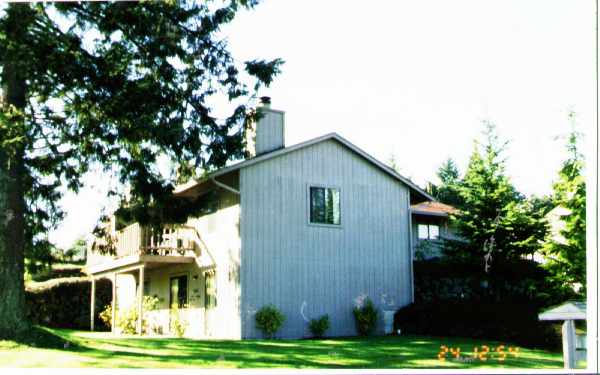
[116,306,138,334]
[308,314,330,338]
[99,296,160,334]
[170,308,188,338]
[99,304,113,329]
[26,277,112,330]
[255,305,285,339]
[353,298,378,336]
[393,302,561,350]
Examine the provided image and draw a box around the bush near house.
[170,307,188,338]
[255,305,285,339]
[353,298,378,336]
[393,301,561,350]
[99,296,161,334]
[401,258,573,350]
[413,258,574,306]
[308,314,330,338]
[25,277,112,330]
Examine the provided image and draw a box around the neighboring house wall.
[240,139,412,339]
[411,215,451,260]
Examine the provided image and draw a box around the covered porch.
[88,256,197,335]
[86,222,201,334]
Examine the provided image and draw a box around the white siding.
[240,139,411,339]
[113,190,241,339]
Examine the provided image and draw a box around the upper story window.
[309,186,340,225]
[418,224,440,240]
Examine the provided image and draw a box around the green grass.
[0,327,563,369]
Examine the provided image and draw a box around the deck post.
[137,265,145,335]
[111,272,117,334]
[90,277,96,331]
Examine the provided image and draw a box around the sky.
[48,0,596,250]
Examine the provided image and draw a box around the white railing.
[114,223,196,258]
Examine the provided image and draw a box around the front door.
[169,275,188,333]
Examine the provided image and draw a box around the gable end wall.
[239,139,412,339]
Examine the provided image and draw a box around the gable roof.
[174,132,434,202]
[538,300,586,321]
[411,201,458,217]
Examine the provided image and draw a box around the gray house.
[86,99,434,339]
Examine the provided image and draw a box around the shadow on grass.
[55,331,563,369]
[0,327,563,369]
[1,326,73,350]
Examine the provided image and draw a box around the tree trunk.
[0,3,30,337]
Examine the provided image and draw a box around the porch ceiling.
[85,254,195,277]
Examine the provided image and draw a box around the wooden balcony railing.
[114,223,196,258]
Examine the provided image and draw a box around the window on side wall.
[309,186,341,225]
[204,270,217,309]
[418,224,440,240]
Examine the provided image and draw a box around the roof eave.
[173,132,435,202]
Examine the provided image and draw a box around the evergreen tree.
[444,122,547,268]
[428,158,463,207]
[542,120,586,295]
[0,1,282,336]
[387,153,401,174]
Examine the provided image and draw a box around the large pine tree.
[0,1,282,337]
[542,122,586,295]
[428,158,463,207]
[444,122,547,268]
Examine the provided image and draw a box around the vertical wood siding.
[240,139,411,339]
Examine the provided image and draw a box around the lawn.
[0,327,563,369]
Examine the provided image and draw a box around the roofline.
[410,209,449,217]
[174,132,435,201]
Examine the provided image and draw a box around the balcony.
[87,222,199,276]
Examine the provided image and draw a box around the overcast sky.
[49,0,596,249]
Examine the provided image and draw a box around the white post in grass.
[562,320,576,369]
[539,301,586,369]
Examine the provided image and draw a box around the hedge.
[394,302,562,351]
[26,277,112,330]
[413,259,575,307]
[403,259,573,351]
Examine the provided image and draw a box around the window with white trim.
[309,186,340,225]
[418,224,440,240]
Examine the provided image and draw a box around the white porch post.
[137,266,145,335]
[90,277,96,331]
[111,272,117,334]
[562,319,576,369]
